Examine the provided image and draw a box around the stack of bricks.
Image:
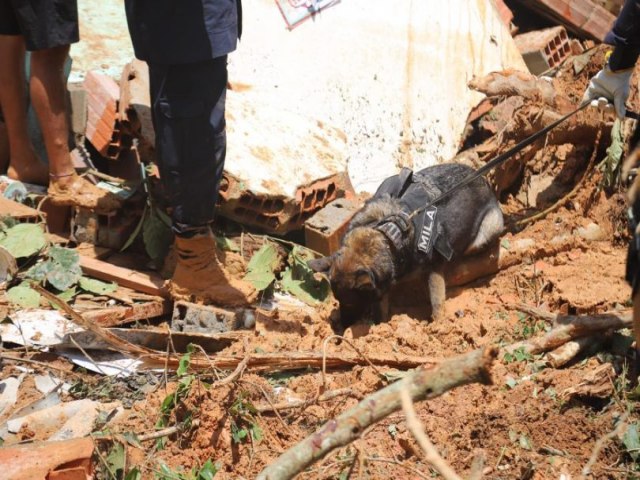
[524,0,615,42]
[84,71,123,160]
[514,26,571,75]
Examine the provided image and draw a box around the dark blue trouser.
[148,56,227,235]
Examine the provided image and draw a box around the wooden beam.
[79,255,169,298]
[81,300,171,327]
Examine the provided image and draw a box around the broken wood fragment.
[81,300,170,327]
[256,347,497,480]
[255,387,354,413]
[506,304,631,356]
[79,256,169,298]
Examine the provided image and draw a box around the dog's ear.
[354,268,376,290]
[307,255,333,274]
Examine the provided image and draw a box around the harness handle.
[407,101,591,220]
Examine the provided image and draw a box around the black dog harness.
[373,168,454,268]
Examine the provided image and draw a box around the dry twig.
[582,413,629,478]
[400,388,463,480]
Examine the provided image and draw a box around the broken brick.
[83,71,122,160]
[304,198,361,256]
[514,26,571,75]
[524,0,615,42]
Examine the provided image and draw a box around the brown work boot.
[48,173,123,212]
[170,231,258,307]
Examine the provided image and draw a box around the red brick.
[514,26,571,74]
[525,0,616,41]
[83,71,122,159]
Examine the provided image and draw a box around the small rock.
[575,222,604,242]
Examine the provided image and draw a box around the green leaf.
[25,260,52,282]
[0,223,46,258]
[623,423,640,461]
[44,246,82,291]
[79,277,117,295]
[47,287,77,308]
[124,467,142,480]
[7,283,40,308]
[279,246,329,305]
[120,205,147,253]
[505,377,518,389]
[46,262,81,291]
[196,459,219,480]
[122,431,142,448]
[243,243,279,291]
[177,348,193,377]
[519,433,533,450]
[143,209,173,262]
[106,441,125,475]
[48,245,79,269]
[216,235,239,252]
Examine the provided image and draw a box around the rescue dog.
[308,163,504,325]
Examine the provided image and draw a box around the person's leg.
[0,34,48,184]
[149,58,256,306]
[29,44,74,181]
[30,45,122,212]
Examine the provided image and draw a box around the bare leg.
[29,45,122,212]
[0,120,9,174]
[29,45,74,184]
[427,266,446,321]
[0,35,48,185]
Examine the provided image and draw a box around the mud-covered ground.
[2,163,637,480]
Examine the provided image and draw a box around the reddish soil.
[90,166,636,480]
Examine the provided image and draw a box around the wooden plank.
[79,255,169,298]
[82,300,171,327]
[0,196,42,220]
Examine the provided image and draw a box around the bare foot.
[7,148,49,186]
[48,174,123,212]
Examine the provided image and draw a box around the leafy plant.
[0,223,46,258]
[7,282,40,308]
[155,345,196,449]
[228,392,263,444]
[279,246,330,305]
[155,459,219,480]
[599,117,624,191]
[503,347,534,364]
[513,312,547,340]
[243,242,279,291]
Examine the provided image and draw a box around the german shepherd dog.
[309,163,504,325]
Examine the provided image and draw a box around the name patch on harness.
[417,206,438,254]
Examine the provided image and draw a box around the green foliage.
[513,312,547,340]
[0,223,46,258]
[26,245,82,291]
[155,459,219,480]
[7,282,40,308]
[79,276,117,295]
[599,118,624,191]
[279,246,329,305]
[623,422,640,462]
[243,243,279,291]
[215,235,239,252]
[503,347,533,364]
[143,208,173,263]
[155,345,196,450]
[105,441,126,478]
[228,392,263,444]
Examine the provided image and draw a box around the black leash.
[407,101,591,220]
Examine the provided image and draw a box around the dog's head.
[308,227,395,316]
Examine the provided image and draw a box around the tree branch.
[256,347,497,480]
